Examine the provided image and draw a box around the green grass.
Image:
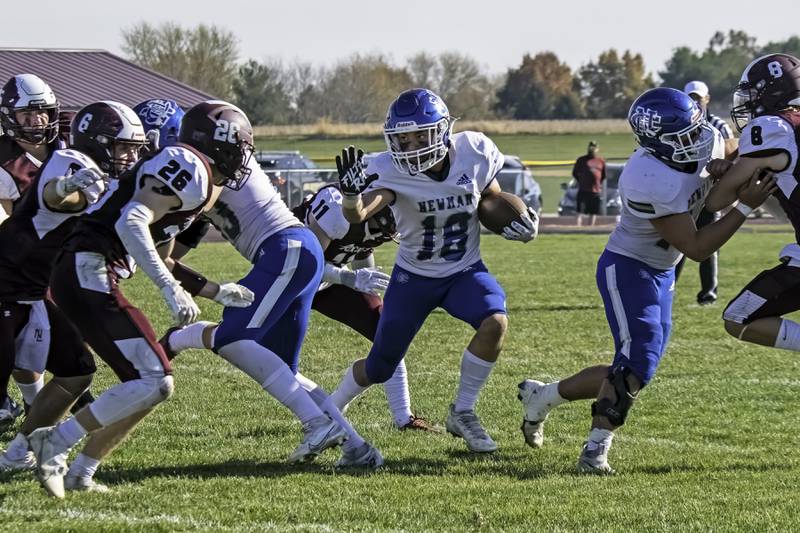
[3,231,799,531]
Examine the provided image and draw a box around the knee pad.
[89,375,174,427]
[591,367,638,427]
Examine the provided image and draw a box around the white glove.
[501,207,539,243]
[213,282,255,308]
[160,283,201,327]
[352,267,391,295]
[55,167,106,197]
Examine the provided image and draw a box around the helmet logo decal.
[768,61,784,78]
[630,106,662,138]
[213,119,240,144]
[139,99,177,127]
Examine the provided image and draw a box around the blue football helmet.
[383,88,453,175]
[132,98,184,151]
[628,87,714,164]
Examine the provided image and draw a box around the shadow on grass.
[510,303,601,313]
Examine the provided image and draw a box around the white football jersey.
[138,145,211,212]
[309,186,351,240]
[364,131,504,277]
[739,115,799,200]
[605,130,724,270]
[32,149,105,238]
[203,157,299,262]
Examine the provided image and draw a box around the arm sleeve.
[114,201,178,290]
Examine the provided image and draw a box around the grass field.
[3,231,799,531]
[256,133,636,214]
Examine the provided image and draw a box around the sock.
[294,372,365,451]
[454,349,495,413]
[330,364,369,412]
[775,319,800,351]
[383,359,413,427]
[54,417,88,449]
[168,321,216,352]
[544,382,568,408]
[67,453,100,479]
[16,374,44,406]
[585,427,614,451]
[5,432,29,460]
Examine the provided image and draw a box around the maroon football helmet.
[0,74,60,144]
[70,101,146,177]
[178,100,254,190]
[731,53,800,131]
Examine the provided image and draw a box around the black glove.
[336,145,378,196]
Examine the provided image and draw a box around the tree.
[494,52,583,119]
[122,22,239,99]
[231,60,292,125]
[579,49,654,118]
[405,52,496,119]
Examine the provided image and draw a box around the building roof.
[0,48,215,111]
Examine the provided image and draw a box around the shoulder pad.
[740,115,794,158]
[139,146,211,211]
[619,153,683,210]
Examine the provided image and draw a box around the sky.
[4,0,799,77]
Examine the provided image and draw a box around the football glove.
[55,167,106,197]
[213,282,255,308]
[353,267,391,295]
[501,207,539,243]
[336,145,378,196]
[160,283,201,327]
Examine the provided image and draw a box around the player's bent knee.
[724,319,746,338]
[365,357,398,384]
[156,375,175,403]
[479,313,508,341]
[591,367,639,427]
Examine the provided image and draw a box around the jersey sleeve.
[472,132,504,190]
[0,167,19,201]
[309,187,350,240]
[739,116,794,171]
[139,147,210,211]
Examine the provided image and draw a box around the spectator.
[571,140,606,226]
[675,81,735,306]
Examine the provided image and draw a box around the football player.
[720,55,800,356]
[26,101,255,498]
[294,184,438,431]
[160,159,370,467]
[518,87,775,474]
[0,74,67,423]
[0,101,139,472]
[325,88,538,454]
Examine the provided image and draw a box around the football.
[478,191,529,235]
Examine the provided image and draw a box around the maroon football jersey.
[0,136,65,205]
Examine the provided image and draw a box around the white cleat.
[65,475,110,493]
[287,415,347,464]
[445,404,498,453]
[0,450,36,472]
[517,379,553,448]
[336,442,384,469]
[576,442,615,476]
[28,426,69,499]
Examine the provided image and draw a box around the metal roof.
[0,48,215,111]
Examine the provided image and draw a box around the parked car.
[255,150,335,208]
[557,162,624,216]
[495,156,543,214]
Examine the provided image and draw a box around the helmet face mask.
[0,74,60,144]
[629,88,715,165]
[384,89,452,175]
[179,100,255,191]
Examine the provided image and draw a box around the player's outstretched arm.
[651,173,777,261]
[43,167,106,212]
[161,249,255,309]
[706,152,787,212]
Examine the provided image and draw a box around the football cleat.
[0,397,23,425]
[28,426,70,498]
[576,441,615,476]
[445,404,497,453]
[398,415,442,433]
[287,415,347,464]
[336,442,384,469]
[65,475,110,493]
[517,379,554,448]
